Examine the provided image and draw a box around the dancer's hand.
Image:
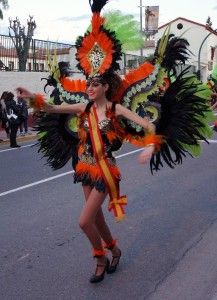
[16,87,50,112]
[146,123,156,135]
[138,145,155,164]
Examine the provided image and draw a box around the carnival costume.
[31,0,214,222]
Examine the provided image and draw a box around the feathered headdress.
[75,0,122,77]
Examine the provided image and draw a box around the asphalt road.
[0,134,217,300]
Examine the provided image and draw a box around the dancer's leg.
[79,187,108,275]
[81,186,121,273]
[95,208,113,244]
[83,186,115,247]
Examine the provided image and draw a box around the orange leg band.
[92,248,107,258]
[103,239,117,250]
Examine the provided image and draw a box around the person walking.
[5,92,22,148]
[17,94,30,136]
[0,91,10,140]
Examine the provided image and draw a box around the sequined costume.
[74,101,122,192]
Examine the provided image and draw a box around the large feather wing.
[116,28,214,171]
[34,78,89,170]
[150,70,214,172]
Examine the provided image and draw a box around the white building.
[153,17,217,82]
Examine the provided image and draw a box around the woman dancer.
[17,72,156,283]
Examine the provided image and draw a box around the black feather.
[89,0,109,13]
[33,113,78,170]
[150,69,211,171]
[155,34,191,76]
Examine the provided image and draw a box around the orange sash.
[88,105,127,222]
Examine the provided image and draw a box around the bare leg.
[81,186,121,272]
[79,186,108,275]
[95,208,114,244]
[83,186,117,249]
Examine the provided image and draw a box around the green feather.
[180,111,213,156]
[67,115,78,133]
[156,25,171,63]
[195,88,212,101]
[103,10,144,52]
[178,74,212,101]
[205,110,216,122]
[180,142,202,156]
[48,97,55,104]
[37,131,47,139]
[211,64,217,81]
[86,10,144,52]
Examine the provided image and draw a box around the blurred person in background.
[17,92,31,136]
[0,91,10,140]
[5,92,22,148]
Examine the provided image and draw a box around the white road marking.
[203,139,217,143]
[0,149,143,197]
[0,139,217,198]
[0,139,216,197]
[0,143,35,153]
[0,171,73,197]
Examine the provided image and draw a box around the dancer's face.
[86,77,108,101]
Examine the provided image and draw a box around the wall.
[0,71,84,96]
[0,71,51,96]
[0,71,86,130]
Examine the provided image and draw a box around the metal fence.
[0,34,75,72]
[0,34,143,74]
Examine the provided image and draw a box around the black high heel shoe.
[107,249,121,274]
[89,258,110,283]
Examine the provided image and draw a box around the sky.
[0,0,217,44]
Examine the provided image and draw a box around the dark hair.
[101,71,122,101]
[5,92,14,101]
[58,61,72,77]
[0,91,8,100]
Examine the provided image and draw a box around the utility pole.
[138,0,144,57]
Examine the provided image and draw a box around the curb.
[0,134,37,146]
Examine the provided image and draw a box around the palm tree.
[0,0,9,20]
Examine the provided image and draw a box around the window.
[177,23,183,30]
[8,61,14,71]
[40,63,44,71]
[34,63,39,71]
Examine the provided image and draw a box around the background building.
[127,17,217,82]
[155,17,217,81]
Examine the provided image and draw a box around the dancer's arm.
[16,87,85,114]
[115,103,155,134]
[115,104,156,164]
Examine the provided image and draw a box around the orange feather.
[60,78,87,92]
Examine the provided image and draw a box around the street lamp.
[138,0,145,57]
[197,18,217,80]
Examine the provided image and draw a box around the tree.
[9,16,36,71]
[0,0,9,19]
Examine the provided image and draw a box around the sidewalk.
[0,128,37,146]
[147,218,217,300]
